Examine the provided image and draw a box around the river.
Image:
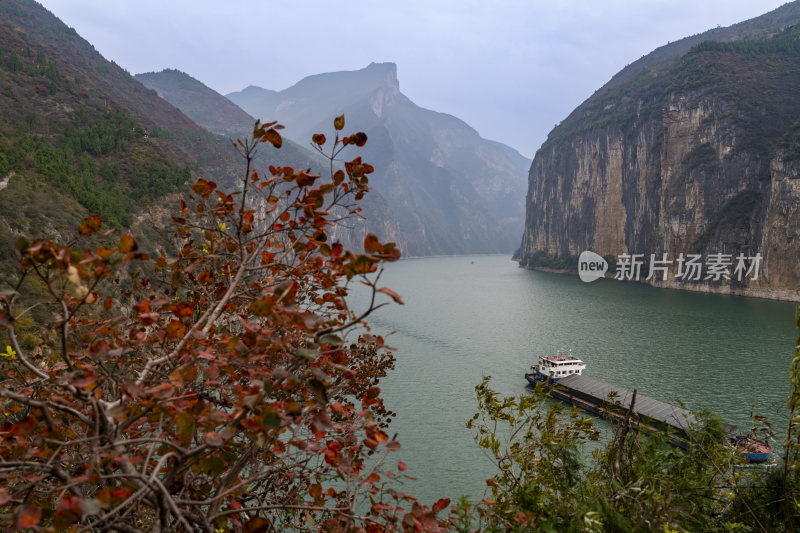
[347,254,798,506]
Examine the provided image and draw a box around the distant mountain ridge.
[134,68,405,252]
[134,69,326,177]
[135,69,257,137]
[227,63,531,256]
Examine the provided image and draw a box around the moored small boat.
[731,435,773,463]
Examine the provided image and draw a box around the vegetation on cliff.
[0,0,338,283]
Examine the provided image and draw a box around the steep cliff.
[520,18,800,301]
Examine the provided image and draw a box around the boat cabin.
[533,351,586,380]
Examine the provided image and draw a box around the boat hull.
[731,436,773,463]
[525,371,559,386]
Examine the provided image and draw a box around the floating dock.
[542,374,740,442]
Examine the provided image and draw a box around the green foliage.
[693,24,800,55]
[61,108,139,156]
[540,24,800,167]
[684,142,717,169]
[1,44,59,83]
[0,108,188,228]
[675,30,800,160]
[521,251,578,272]
[465,377,599,531]
[5,50,21,72]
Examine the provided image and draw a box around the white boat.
[525,350,586,385]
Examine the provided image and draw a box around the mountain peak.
[365,62,399,94]
[364,62,399,90]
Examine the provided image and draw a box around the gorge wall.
[520,26,800,301]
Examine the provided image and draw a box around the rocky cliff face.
[520,26,800,301]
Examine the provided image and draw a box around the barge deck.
[536,374,740,442]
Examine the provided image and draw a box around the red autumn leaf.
[169,368,184,388]
[96,246,115,259]
[333,114,345,131]
[69,370,96,388]
[364,233,382,254]
[191,178,216,199]
[118,234,137,253]
[146,383,173,399]
[349,131,368,147]
[174,412,195,442]
[111,488,131,501]
[432,498,450,513]
[0,117,429,532]
[261,128,282,148]
[203,431,224,448]
[165,302,194,318]
[78,215,102,237]
[312,133,326,145]
[55,496,83,528]
[377,287,404,304]
[296,172,318,187]
[139,312,159,325]
[244,517,271,533]
[165,319,186,339]
[385,440,401,451]
[16,503,41,528]
[134,299,150,313]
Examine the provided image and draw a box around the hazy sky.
[37,1,790,159]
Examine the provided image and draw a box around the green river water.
[347,254,798,506]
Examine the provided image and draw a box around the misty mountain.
[134,68,328,175]
[133,68,405,252]
[135,69,257,137]
[228,63,531,256]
